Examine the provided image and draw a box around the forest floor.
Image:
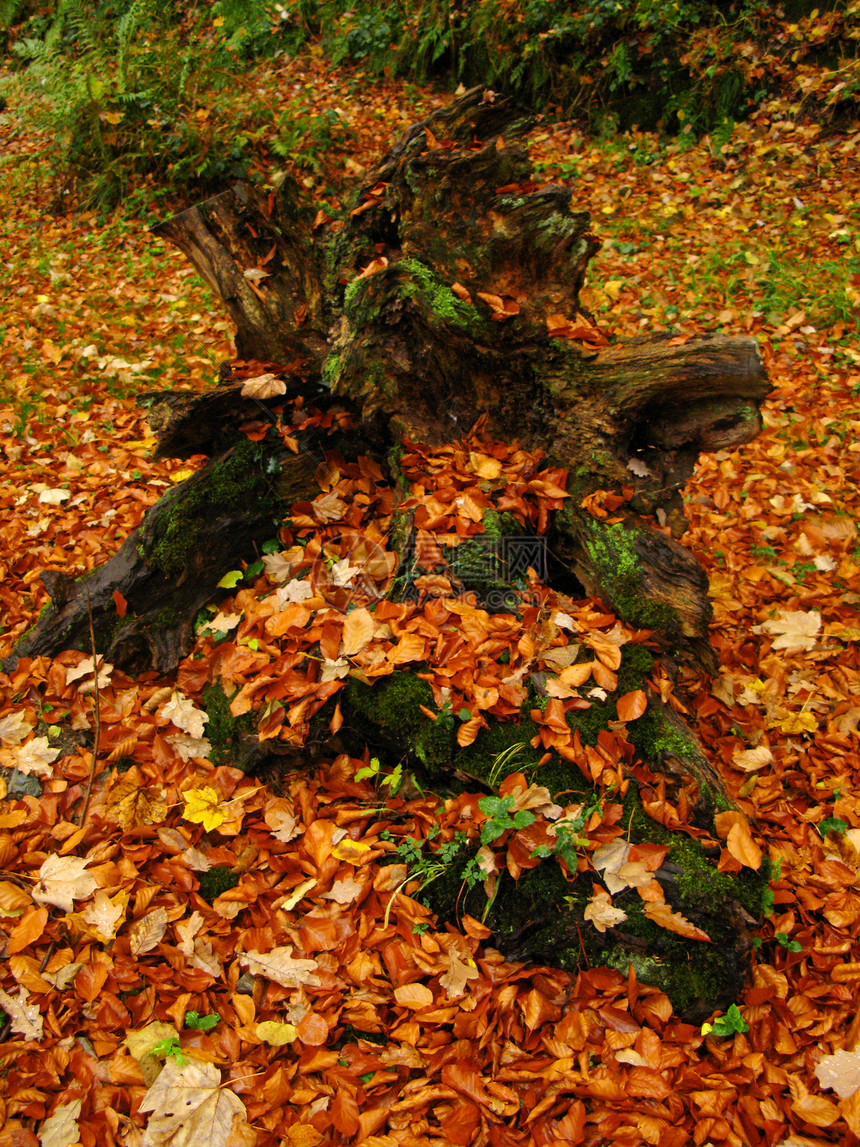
[1,51,860,1147]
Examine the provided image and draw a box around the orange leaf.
[296,1011,328,1045]
[7,907,48,956]
[726,821,762,870]
[112,590,127,618]
[643,901,710,941]
[331,1088,360,1135]
[341,607,374,656]
[457,714,488,747]
[394,983,434,1010]
[616,689,646,722]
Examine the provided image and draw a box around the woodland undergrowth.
[0,36,859,1147]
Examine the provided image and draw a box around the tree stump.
[5,89,772,1019]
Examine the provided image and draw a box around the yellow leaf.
[603,280,624,301]
[255,1020,298,1045]
[774,711,817,735]
[213,15,225,25]
[182,786,226,832]
[103,111,123,125]
[170,469,195,483]
[468,451,502,480]
[331,837,372,864]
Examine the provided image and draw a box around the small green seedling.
[184,1010,220,1031]
[150,1036,187,1064]
[701,1003,749,1038]
[774,932,803,952]
[355,757,403,796]
[478,794,535,846]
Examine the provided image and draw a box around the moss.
[444,509,529,608]
[579,517,680,632]
[396,257,483,333]
[344,674,455,772]
[201,682,256,770]
[197,865,239,902]
[144,439,274,579]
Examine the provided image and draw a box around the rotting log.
[4,89,774,1017]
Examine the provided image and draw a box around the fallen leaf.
[583,888,629,933]
[138,1056,252,1147]
[758,609,821,652]
[129,907,169,956]
[37,1099,82,1147]
[240,947,321,988]
[815,1049,860,1099]
[394,983,434,1010]
[0,986,43,1040]
[643,901,710,941]
[182,787,226,832]
[255,1020,298,1046]
[33,855,98,913]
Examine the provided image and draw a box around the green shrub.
[9,0,269,212]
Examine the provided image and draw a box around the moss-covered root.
[423,845,768,1023]
[551,508,718,672]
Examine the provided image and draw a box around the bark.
[3,89,773,1017]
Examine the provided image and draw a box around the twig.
[76,586,101,829]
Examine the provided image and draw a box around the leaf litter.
[0,45,859,1147]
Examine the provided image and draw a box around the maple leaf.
[758,609,821,652]
[33,855,98,912]
[139,1057,252,1147]
[0,985,43,1040]
[815,1049,860,1099]
[240,947,321,988]
[107,771,168,830]
[182,786,226,831]
[13,735,60,777]
[0,710,33,745]
[583,888,629,933]
[38,1098,82,1147]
